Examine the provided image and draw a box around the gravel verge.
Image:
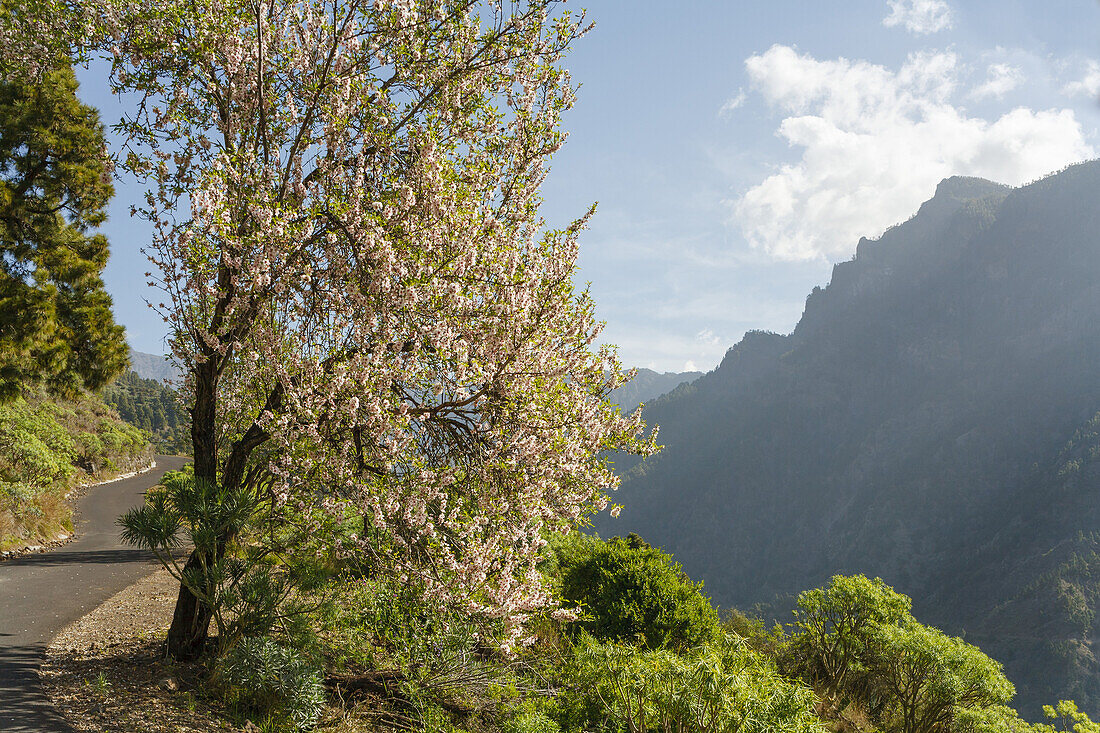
[40,569,238,733]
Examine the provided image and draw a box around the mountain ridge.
[609,368,702,411]
[603,160,1100,715]
[128,349,181,384]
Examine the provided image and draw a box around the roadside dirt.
[40,569,237,733]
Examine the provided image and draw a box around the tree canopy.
[10,0,661,658]
[551,532,719,650]
[0,63,127,399]
[784,574,1016,733]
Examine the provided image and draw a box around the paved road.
[0,455,188,732]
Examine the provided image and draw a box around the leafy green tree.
[0,63,127,399]
[551,532,719,650]
[1033,700,1100,733]
[785,574,912,702]
[951,704,1037,733]
[784,575,1020,732]
[871,622,1015,733]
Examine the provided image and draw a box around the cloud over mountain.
[734,45,1094,261]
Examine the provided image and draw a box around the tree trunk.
[166,549,215,660]
[166,358,220,659]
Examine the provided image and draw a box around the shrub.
[502,711,561,733]
[549,531,719,650]
[560,633,825,733]
[218,636,326,732]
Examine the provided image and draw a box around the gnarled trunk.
[166,549,215,660]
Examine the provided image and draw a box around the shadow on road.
[0,644,76,733]
[0,456,188,731]
[6,548,157,568]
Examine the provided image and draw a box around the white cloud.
[970,63,1023,99]
[1063,59,1100,98]
[720,88,747,117]
[883,0,954,35]
[734,45,1094,261]
[696,328,722,346]
[683,360,697,372]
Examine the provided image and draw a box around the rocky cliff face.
[602,161,1100,715]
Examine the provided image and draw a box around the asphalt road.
[0,455,188,732]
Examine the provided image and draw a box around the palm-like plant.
[119,470,285,652]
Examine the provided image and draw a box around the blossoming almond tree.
[39,0,658,659]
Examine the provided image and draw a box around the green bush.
[559,633,825,733]
[304,572,503,695]
[549,531,719,650]
[502,711,561,733]
[218,636,326,732]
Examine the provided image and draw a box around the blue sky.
[78,0,1100,371]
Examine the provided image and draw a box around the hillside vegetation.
[103,370,189,453]
[0,391,152,550]
[109,514,1099,733]
[601,160,1100,716]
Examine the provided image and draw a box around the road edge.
[1,460,160,560]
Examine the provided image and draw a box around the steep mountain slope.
[103,371,190,453]
[128,349,181,384]
[602,161,1100,715]
[610,368,702,411]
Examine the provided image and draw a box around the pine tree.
[0,63,127,400]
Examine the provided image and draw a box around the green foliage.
[0,63,127,400]
[550,531,720,650]
[871,622,1015,733]
[305,572,510,697]
[0,391,150,548]
[560,633,825,733]
[217,636,326,732]
[952,704,1037,733]
[721,608,785,656]
[102,370,189,453]
[502,712,561,733]
[783,575,1016,733]
[1035,700,1100,733]
[0,399,75,487]
[785,574,912,700]
[119,468,290,649]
